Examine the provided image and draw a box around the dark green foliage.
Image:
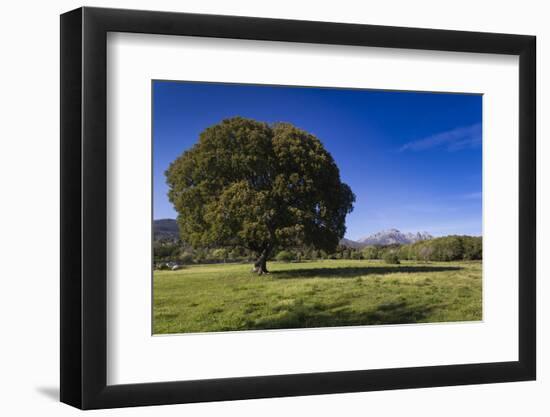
[276,250,295,262]
[353,236,482,262]
[398,235,482,261]
[212,248,229,262]
[153,235,481,266]
[383,252,400,264]
[362,246,380,260]
[165,117,355,273]
[153,241,181,262]
[178,252,194,264]
[461,236,483,260]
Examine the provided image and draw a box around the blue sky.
[153,81,482,240]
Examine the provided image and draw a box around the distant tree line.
[154,235,481,268]
[154,241,253,267]
[154,240,363,267]
[395,235,482,262]
[362,236,481,262]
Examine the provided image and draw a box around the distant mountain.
[339,238,366,249]
[153,219,179,240]
[357,229,433,246]
[154,220,432,248]
[341,229,433,248]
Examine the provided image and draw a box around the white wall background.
[0,0,546,415]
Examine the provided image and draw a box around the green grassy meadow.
[153,259,482,334]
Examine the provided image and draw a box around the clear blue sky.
[153,81,482,240]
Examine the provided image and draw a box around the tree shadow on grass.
[245,298,434,330]
[270,265,461,280]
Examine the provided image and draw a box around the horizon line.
[153,218,482,240]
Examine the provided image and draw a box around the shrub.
[462,236,482,260]
[397,236,482,262]
[212,248,228,262]
[383,252,400,264]
[362,246,380,260]
[276,250,295,262]
[178,252,194,264]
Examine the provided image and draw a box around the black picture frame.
[60,6,536,410]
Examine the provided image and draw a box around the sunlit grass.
[153,259,482,334]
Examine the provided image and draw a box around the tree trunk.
[252,249,270,275]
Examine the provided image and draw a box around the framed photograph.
[60,7,536,409]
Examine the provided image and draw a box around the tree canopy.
[165,117,355,274]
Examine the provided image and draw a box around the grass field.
[153,259,482,334]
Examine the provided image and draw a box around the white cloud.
[399,123,482,152]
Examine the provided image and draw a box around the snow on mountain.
[342,229,433,247]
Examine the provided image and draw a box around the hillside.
[153,219,179,240]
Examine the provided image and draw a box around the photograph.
[152,81,483,335]
[52,3,539,411]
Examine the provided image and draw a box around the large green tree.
[166,117,355,274]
